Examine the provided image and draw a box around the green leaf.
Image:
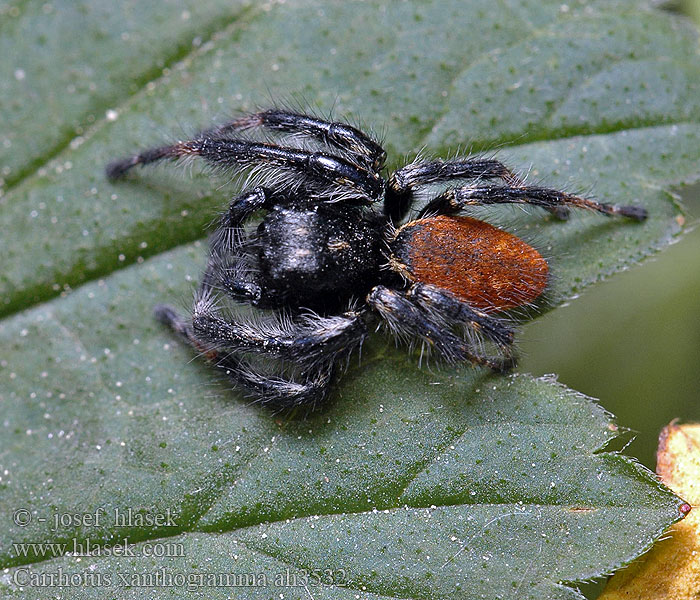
[0,0,253,188]
[1,0,698,598]
[0,259,685,598]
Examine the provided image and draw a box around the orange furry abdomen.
[392,215,548,312]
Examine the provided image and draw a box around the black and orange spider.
[106,108,646,408]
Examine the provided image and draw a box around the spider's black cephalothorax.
[107,108,647,409]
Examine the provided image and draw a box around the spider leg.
[406,284,515,352]
[105,138,382,201]
[209,109,387,172]
[190,298,367,365]
[208,186,270,252]
[219,187,271,234]
[216,353,337,409]
[366,285,514,372]
[196,187,270,304]
[419,184,648,221]
[199,249,263,305]
[391,157,523,190]
[385,157,523,222]
[153,305,336,408]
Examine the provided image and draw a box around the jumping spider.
[106,108,646,408]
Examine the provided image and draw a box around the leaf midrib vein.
[0,497,670,572]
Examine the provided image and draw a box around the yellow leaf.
[600,422,698,599]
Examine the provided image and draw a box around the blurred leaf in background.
[521,0,700,470]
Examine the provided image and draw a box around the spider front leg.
[419,184,648,221]
[105,137,382,201]
[208,109,387,171]
[367,285,514,372]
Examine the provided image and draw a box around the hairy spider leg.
[153,305,337,408]
[407,283,515,352]
[201,250,264,306]
[105,138,383,201]
[216,353,336,409]
[210,186,271,253]
[190,303,367,366]
[209,109,387,171]
[385,157,525,222]
[420,184,648,220]
[366,285,514,372]
[201,187,271,304]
